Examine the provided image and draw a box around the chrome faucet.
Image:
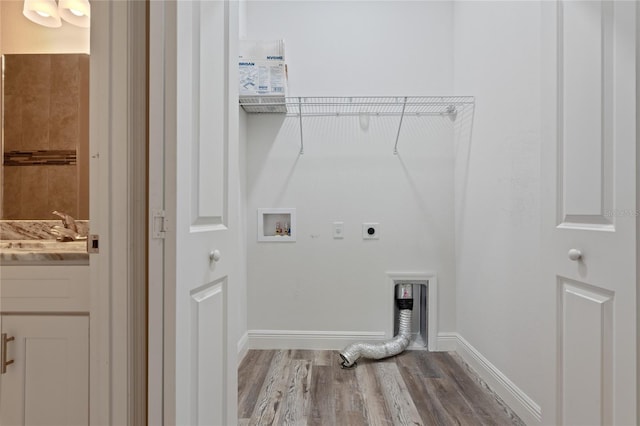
[52,211,78,232]
[51,211,80,241]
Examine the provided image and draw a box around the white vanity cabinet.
[0,316,89,425]
[0,265,90,426]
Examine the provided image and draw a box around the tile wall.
[2,54,89,220]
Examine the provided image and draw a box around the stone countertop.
[0,240,89,264]
[0,220,89,240]
[0,221,90,265]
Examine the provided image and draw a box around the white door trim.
[147,2,166,425]
[636,6,640,422]
[148,1,172,423]
[90,1,146,424]
[89,2,121,423]
[637,4,640,421]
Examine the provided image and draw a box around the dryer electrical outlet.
[362,223,380,240]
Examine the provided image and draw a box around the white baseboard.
[247,329,386,350]
[452,333,542,425]
[436,332,459,351]
[248,330,453,351]
[237,331,249,365]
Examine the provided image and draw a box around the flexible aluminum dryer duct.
[339,284,413,369]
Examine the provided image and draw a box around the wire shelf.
[239,96,475,117]
[238,96,476,155]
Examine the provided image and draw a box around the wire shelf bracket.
[298,97,304,155]
[239,96,475,154]
[393,97,407,155]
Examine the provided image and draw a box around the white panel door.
[149,1,239,425]
[0,315,89,426]
[542,2,637,425]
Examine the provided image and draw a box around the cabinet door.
[0,315,89,426]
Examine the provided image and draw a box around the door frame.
[637,4,640,421]
[147,1,174,423]
[90,1,147,425]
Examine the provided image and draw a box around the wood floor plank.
[397,363,454,426]
[238,350,276,419]
[313,349,334,366]
[249,350,292,426]
[291,349,315,361]
[396,350,442,379]
[375,362,423,426]
[426,376,480,425]
[334,362,368,425]
[308,365,335,426]
[431,352,517,425]
[356,363,394,426]
[300,359,315,423]
[273,359,312,426]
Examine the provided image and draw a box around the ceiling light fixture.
[23,0,90,28]
[23,0,61,28]
[58,0,90,28]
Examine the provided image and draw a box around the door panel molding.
[557,277,614,425]
[186,0,230,229]
[556,1,614,231]
[189,279,227,425]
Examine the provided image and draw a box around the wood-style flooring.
[238,349,523,426]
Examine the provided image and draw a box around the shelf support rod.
[393,97,408,155]
[298,97,304,155]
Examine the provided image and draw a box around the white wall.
[245,1,457,341]
[637,5,640,422]
[237,108,249,356]
[453,2,545,424]
[245,1,453,98]
[0,0,89,54]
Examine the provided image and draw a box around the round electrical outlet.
[362,223,380,240]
